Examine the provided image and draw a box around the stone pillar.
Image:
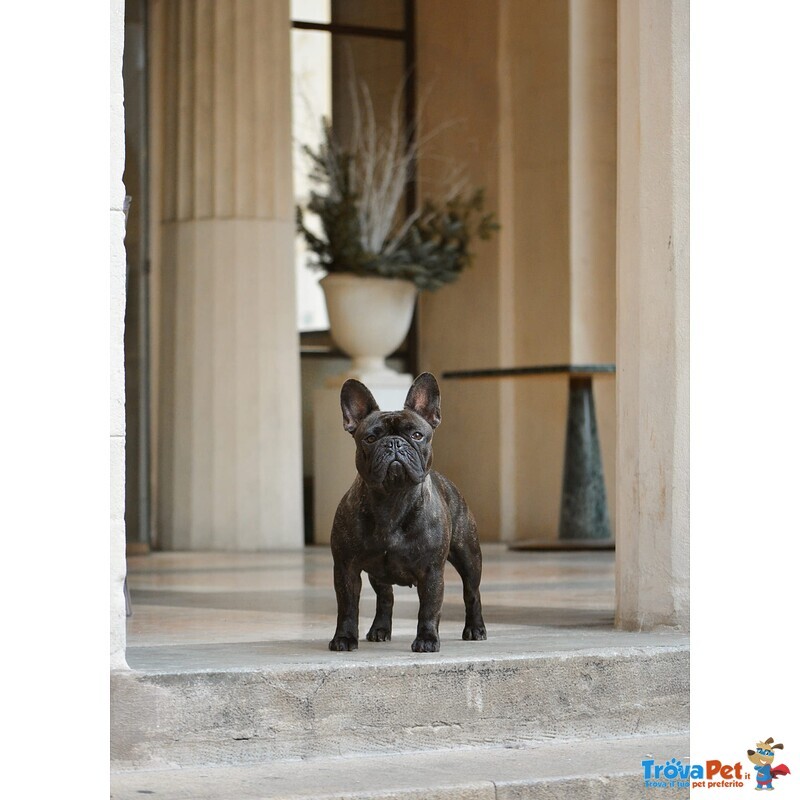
[111,0,128,669]
[569,0,617,365]
[151,0,303,550]
[615,0,689,629]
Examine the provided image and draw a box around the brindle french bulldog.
[328,372,487,653]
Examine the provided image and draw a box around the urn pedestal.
[313,274,418,542]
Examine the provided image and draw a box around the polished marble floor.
[125,545,686,672]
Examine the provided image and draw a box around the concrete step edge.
[120,642,689,678]
[111,731,691,800]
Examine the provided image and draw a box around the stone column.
[111,0,128,669]
[615,0,689,629]
[569,0,617,366]
[151,0,303,550]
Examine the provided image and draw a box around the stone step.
[111,643,688,770]
[111,732,690,799]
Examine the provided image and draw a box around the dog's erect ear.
[341,379,380,435]
[404,372,441,429]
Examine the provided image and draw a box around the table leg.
[124,576,133,617]
[558,377,612,541]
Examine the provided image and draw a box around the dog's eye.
[364,435,377,444]
[412,431,424,440]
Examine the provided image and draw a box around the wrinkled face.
[747,747,776,767]
[354,410,434,490]
[340,373,443,492]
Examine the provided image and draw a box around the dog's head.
[340,373,442,491]
[747,738,783,766]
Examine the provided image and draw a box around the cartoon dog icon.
[747,738,791,791]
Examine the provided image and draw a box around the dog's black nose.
[383,437,404,451]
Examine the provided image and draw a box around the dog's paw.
[411,634,440,653]
[328,634,358,651]
[462,624,487,641]
[366,626,391,642]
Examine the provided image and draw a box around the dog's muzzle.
[382,436,406,454]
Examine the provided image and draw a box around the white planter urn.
[320,273,417,384]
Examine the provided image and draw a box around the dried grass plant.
[296,79,498,291]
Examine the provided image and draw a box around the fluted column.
[152,0,303,550]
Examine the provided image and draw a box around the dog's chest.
[359,524,428,586]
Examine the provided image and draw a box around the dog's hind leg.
[366,574,394,642]
[448,528,487,641]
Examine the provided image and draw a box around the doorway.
[123,0,151,554]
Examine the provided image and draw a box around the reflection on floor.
[125,544,686,671]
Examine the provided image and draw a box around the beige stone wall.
[569,0,618,537]
[111,0,128,669]
[416,0,617,542]
[416,0,506,540]
[501,0,572,541]
[150,0,303,550]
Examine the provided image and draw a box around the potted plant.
[296,100,498,380]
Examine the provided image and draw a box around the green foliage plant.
[296,114,499,292]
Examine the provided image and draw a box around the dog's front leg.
[366,574,394,642]
[329,560,362,651]
[412,567,444,652]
